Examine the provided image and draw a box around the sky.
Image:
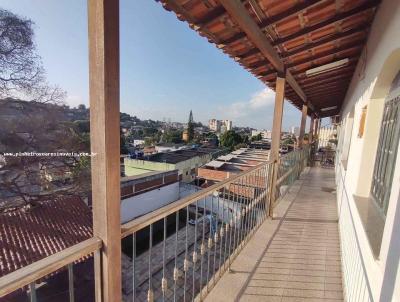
[0,0,308,130]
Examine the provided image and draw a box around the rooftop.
[0,196,92,277]
[146,147,222,164]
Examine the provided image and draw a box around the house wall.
[120,182,180,223]
[124,153,213,183]
[124,158,175,176]
[335,1,400,301]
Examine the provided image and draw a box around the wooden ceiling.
[158,0,380,117]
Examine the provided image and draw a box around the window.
[358,106,368,138]
[371,96,400,216]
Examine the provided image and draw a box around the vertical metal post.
[173,211,179,302]
[183,206,189,302]
[68,264,75,302]
[148,224,153,302]
[132,233,136,302]
[192,201,199,301]
[94,249,102,302]
[162,218,167,301]
[29,283,36,302]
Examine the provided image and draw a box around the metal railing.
[0,237,102,302]
[0,148,312,302]
[337,165,374,302]
[275,145,310,201]
[121,162,273,301]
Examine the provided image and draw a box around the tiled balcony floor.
[205,167,343,302]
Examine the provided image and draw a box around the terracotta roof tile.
[0,196,93,277]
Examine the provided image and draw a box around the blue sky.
[0,0,306,130]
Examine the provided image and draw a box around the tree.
[120,127,129,154]
[163,129,183,144]
[220,130,243,151]
[0,100,92,209]
[251,133,262,141]
[0,9,77,210]
[0,9,64,102]
[187,110,194,142]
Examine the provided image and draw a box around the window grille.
[371,96,400,216]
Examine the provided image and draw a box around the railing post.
[298,104,308,147]
[309,116,314,144]
[268,76,285,218]
[88,0,121,301]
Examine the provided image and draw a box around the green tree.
[220,130,243,151]
[282,137,295,146]
[251,133,262,141]
[187,110,194,142]
[163,129,183,144]
[120,127,129,154]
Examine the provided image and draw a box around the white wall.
[335,0,400,301]
[120,182,180,223]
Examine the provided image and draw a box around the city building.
[181,129,189,142]
[208,118,221,132]
[197,148,269,185]
[290,126,300,136]
[208,118,232,132]
[120,170,181,223]
[251,129,272,139]
[124,147,224,182]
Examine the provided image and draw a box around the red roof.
[0,196,93,277]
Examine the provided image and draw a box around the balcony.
[0,147,312,302]
[205,166,343,302]
[1,0,400,301]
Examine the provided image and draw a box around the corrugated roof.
[0,196,92,277]
[205,160,226,168]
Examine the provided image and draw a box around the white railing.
[337,165,374,302]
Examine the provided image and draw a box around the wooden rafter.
[281,23,369,58]
[219,0,309,107]
[274,0,379,45]
[222,0,323,45]
[159,0,380,118]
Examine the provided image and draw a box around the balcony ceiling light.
[306,58,349,77]
[320,106,338,112]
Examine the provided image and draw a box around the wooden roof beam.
[162,0,221,42]
[274,0,380,46]
[219,0,284,72]
[239,1,377,59]
[306,88,347,96]
[261,63,356,83]
[301,78,352,89]
[291,59,358,77]
[261,52,360,78]
[286,42,364,68]
[222,0,323,45]
[219,0,309,107]
[298,72,353,85]
[281,23,370,58]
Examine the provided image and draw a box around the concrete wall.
[124,153,212,183]
[124,158,175,176]
[120,182,180,223]
[335,1,400,301]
